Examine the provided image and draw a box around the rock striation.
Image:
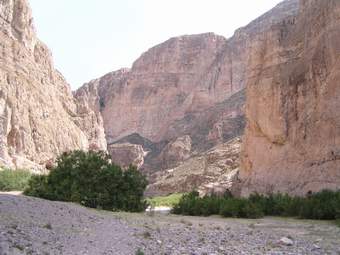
[108,143,145,169]
[76,0,300,193]
[4,0,337,198]
[77,33,239,145]
[240,0,340,195]
[145,138,241,197]
[0,0,106,170]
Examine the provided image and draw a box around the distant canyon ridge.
[0,0,339,196]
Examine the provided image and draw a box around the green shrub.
[0,169,32,191]
[172,191,200,215]
[24,175,49,198]
[24,150,148,212]
[172,189,340,221]
[298,190,340,220]
[219,198,263,219]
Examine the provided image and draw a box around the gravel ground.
[0,193,340,255]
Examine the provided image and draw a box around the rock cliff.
[145,138,241,197]
[76,0,300,192]
[0,0,106,170]
[4,0,336,198]
[240,0,340,195]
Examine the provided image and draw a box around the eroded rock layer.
[0,0,106,170]
[240,0,340,195]
[145,138,241,197]
[76,0,300,193]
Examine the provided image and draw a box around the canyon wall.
[240,0,340,195]
[76,0,299,178]
[0,0,106,170]
[4,0,336,198]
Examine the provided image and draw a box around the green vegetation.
[172,190,340,221]
[24,150,148,212]
[146,193,184,207]
[0,168,33,191]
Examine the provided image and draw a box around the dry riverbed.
[0,193,339,255]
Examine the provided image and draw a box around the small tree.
[24,150,148,212]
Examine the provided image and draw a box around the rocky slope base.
[240,0,340,196]
[146,137,241,197]
[0,0,106,170]
[1,193,340,254]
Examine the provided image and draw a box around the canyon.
[0,0,339,196]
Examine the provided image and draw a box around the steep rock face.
[77,0,299,181]
[79,34,236,144]
[240,0,340,195]
[108,143,145,169]
[157,135,192,170]
[0,0,106,170]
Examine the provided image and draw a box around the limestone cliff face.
[79,33,236,144]
[0,0,106,170]
[240,0,340,195]
[77,0,298,179]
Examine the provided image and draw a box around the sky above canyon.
[29,0,283,89]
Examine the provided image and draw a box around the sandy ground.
[0,193,340,255]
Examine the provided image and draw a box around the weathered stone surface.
[108,143,145,169]
[73,0,302,194]
[240,0,340,196]
[77,33,239,145]
[6,0,337,200]
[145,138,241,197]
[157,135,192,170]
[0,0,106,170]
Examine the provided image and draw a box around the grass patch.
[0,168,33,191]
[146,193,184,207]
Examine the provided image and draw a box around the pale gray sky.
[29,0,283,89]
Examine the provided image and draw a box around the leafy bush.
[173,191,263,219]
[24,150,148,212]
[220,198,263,219]
[24,175,49,197]
[0,169,32,191]
[172,190,340,221]
[298,190,340,220]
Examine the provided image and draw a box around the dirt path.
[0,194,339,254]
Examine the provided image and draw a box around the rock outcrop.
[108,143,145,169]
[157,135,192,170]
[145,138,241,197]
[240,0,340,195]
[0,0,106,170]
